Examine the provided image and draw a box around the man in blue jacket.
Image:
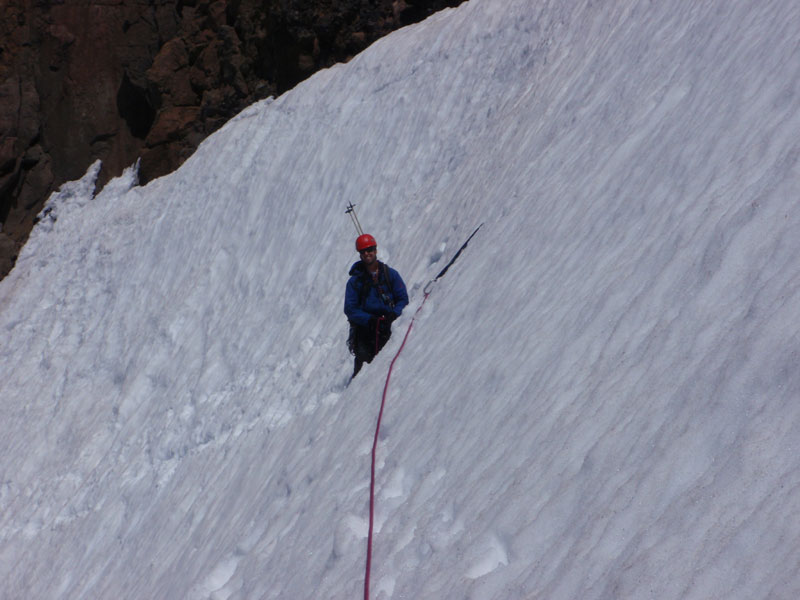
[345,233,409,377]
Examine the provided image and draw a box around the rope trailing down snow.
[364,224,483,600]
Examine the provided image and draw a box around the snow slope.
[2,0,800,598]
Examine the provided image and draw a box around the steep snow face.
[2,0,800,598]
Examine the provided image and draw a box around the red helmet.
[355,233,377,251]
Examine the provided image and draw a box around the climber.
[344,233,409,377]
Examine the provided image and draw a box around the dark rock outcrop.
[0,0,464,279]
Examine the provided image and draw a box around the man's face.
[359,246,377,267]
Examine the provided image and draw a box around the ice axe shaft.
[345,202,364,235]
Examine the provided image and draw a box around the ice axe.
[345,202,364,236]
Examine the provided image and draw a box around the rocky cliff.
[0,0,464,278]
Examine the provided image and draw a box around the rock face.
[0,0,464,279]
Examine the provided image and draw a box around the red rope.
[374,316,384,356]
[363,225,481,598]
[364,292,429,600]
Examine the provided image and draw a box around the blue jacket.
[344,261,409,327]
